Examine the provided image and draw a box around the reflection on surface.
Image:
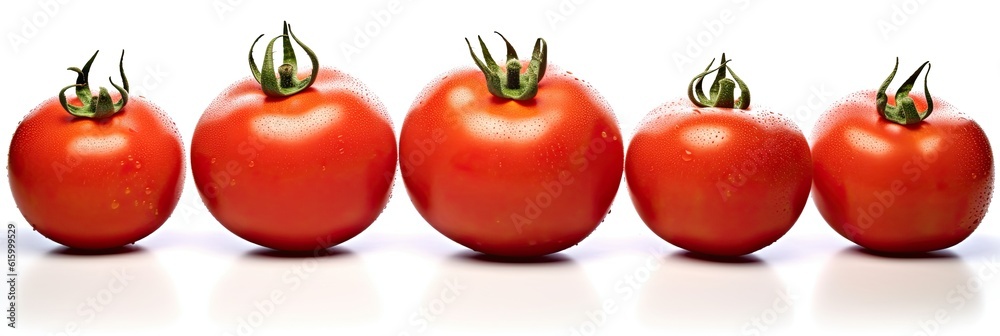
[252,105,342,141]
[209,248,379,333]
[638,252,789,335]
[415,252,599,334]
[814,248,981,334]
[70,134,128,155]
[21,247,180,333]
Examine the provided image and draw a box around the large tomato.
[400,33,624,257]
[812,60,994,253]
[625,56,812,257]
[8,51,184,250]
[191,24,396,251]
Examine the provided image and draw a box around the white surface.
[3,0,999,335]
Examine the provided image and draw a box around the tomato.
[812,59,994,253]
[191,23,396,251]
[625,55,812,257]
[400,33,623,257]
[8,51,185,250]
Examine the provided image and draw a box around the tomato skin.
[192,68,396,251]
[625,100,812,256]
[8,96,185,249]
[812,91,993,253]
[400,65,624,257]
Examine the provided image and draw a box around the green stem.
[465,32,547,101]
[686,53,750,109]
[58,50,130,119]
[506,59,522,90]
[876,58,933,125]
[249,21,319,97]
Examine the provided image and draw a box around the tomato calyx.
[249,21,319,98]
[465,32,548,101]
[687,53,750,109]
[58,50,130,119]
[876,58,933,125]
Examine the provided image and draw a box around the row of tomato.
[8,24,993,258]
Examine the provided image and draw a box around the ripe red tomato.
[812,60,994,253]
[191,24,396,251]
[400,33,623,257]
[8,51,184,250]
[626,56,812,256]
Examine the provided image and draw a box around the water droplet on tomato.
[124,187,131,195]
[211,158,217,164]
[155,209,159,215]
[148,203,154,209]
[230,179,237,186]
[135,161,142,169]
[127,155,134,161]
[601,131,608,138]
[321,165,327,171]
[110,200,120,209]
[681,150,693,161]
[145,187,152,195]
[248,161,255,168]
[134,200,139,207]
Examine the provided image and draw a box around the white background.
[3,0,999,335]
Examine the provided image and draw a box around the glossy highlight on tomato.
[191,23,396,251]
[626,55,812,257]
[400,33,624,257]
[812,59,993,253]
[9,51,185,250]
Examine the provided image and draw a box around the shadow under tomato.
[48,245,145,256]
[245,246,353,259]
[674,251,766,264]
[209,247,380,334]
[20,246,180,333]
[453,250,573,264]
[637,251,791,334]
[814,247,981,334]
[398,251,598,334]
[854,247,963,259]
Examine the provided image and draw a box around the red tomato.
[8,51,184,250]
[625,56,812,256]
[400,34,623,257]
[812,60,993,253]
[191,24,396,251]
